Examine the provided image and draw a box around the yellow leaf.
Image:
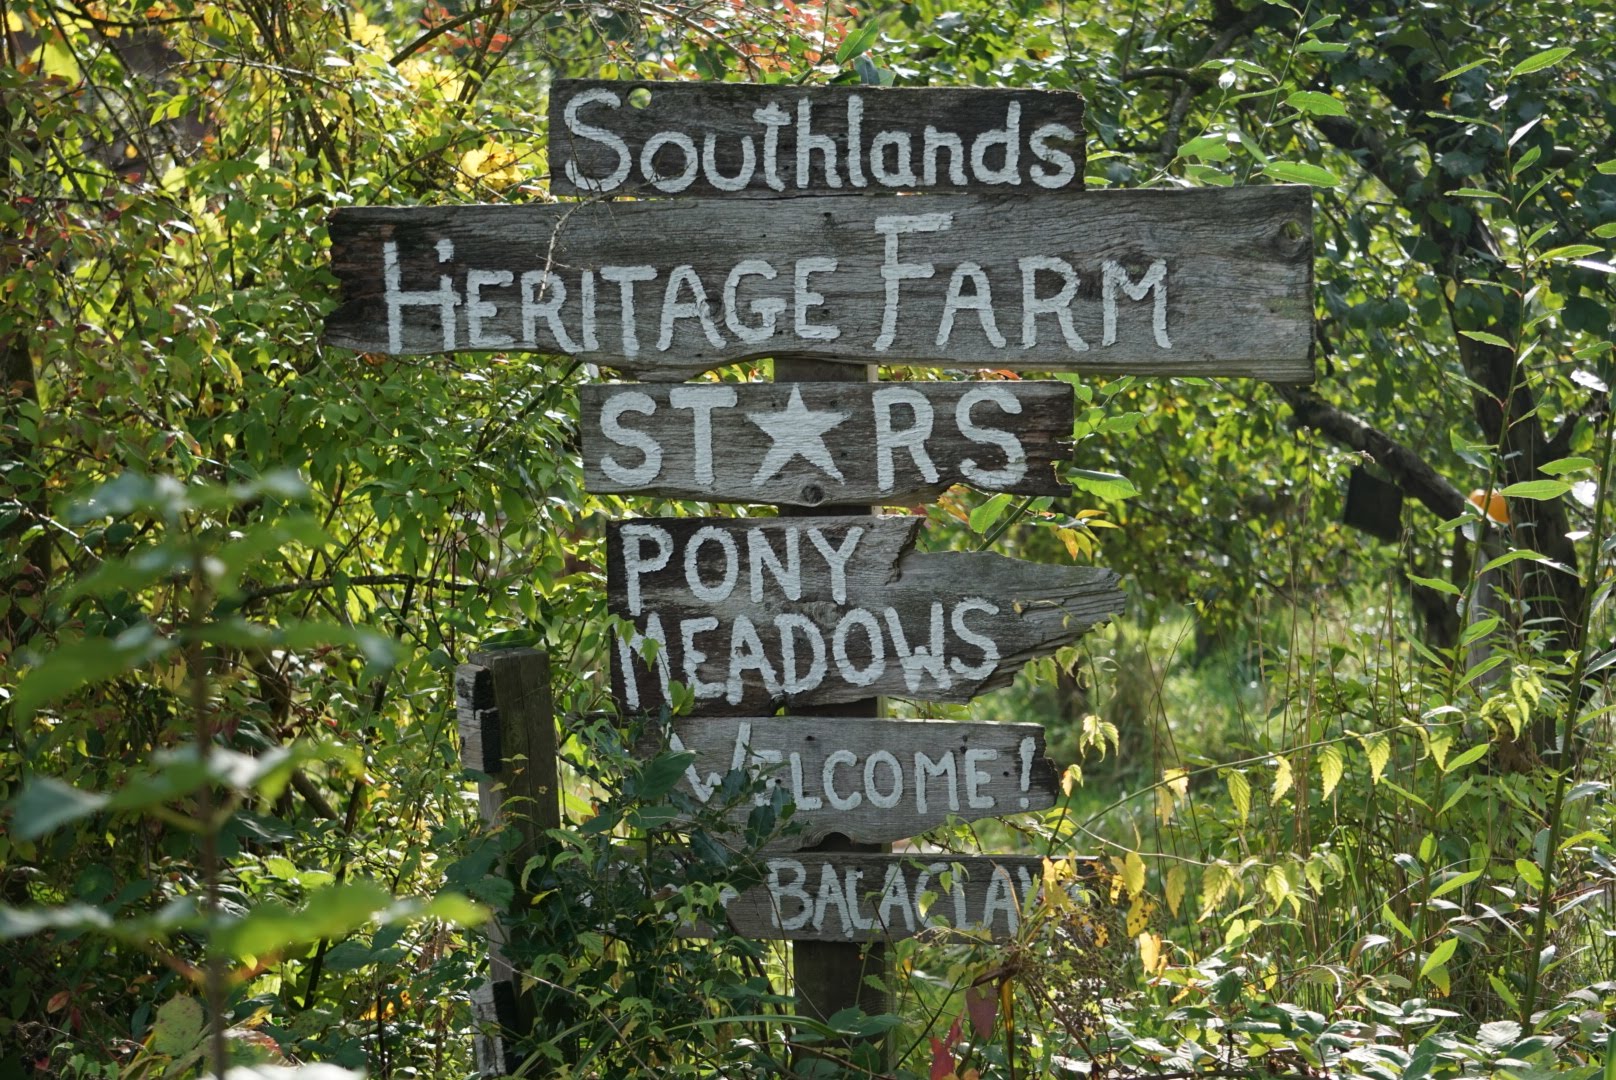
[1428,729,1451,770]
[1263,864,1290,913]
[1319,743,1344,800]
[1227,769,1251,825]
[1165,864,1186,916]
[1126,895,1155,936]
[1164,766,1189,799]
[1062,763,1082,795]
[1199,862,1232,921]
[1123,851,1147,899]
[1358,732,1391,783]
[1138,931,1166,974]
[1271,755,1293,806]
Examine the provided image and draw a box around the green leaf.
[1498,479,1571,500]
[1419,937,1458,981]
[969,492,1014,534]
[1481,549,1550,574]
[9,778,110,841]
[1319,743,1344,800]
[1297,40,1348,56]
[1458,329,1513,349]
[1515,858,1545,890]
[151,996,205,1056]
[835,21,881,64]
[1226,769,1251,825]
[1539,456,1596,476]
[1443,744,1490,774]
[1460,616,1501,647]
[1597,159,1616,176]
[1285,91,1347,116]
[1406,574,1459,596]
[1438,58,1489,81]
[1429,868,1481,899]
[210,882,481,960]
[1445,188,1504,200]
[637,750,697,801]
[1067,470,1138,501]
[1541,244,1604,261]
[1509,47,1573,79]
[11,623,175,720]
[1263,160,1338,186]
[1592,223,1616,239]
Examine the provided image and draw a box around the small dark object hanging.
[1343,466,1403,543]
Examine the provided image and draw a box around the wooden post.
[775,356,892,1050]
[454,647,559,1077]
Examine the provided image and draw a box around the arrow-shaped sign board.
[324,187,1313,381]
[717,853,1096,942]
[638,716,1060,848]
[608,515,1124,714]
[580,380,1073,506]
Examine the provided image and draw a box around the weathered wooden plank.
[720,853,1095,942]
[607,515,1125,713]
[580,380,1071,505]
[636,716,1059,848]
[549,80,1085,199]
[323,187,1315,382]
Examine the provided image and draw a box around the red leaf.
[965,983,998,1039]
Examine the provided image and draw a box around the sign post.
[325,77,1314,1071]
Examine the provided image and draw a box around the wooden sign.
[638,716,1059,847]
[549,80,1084,199]
[323,187,1314,382]
[580,380,1071,506]
[607,515,1124,713]
[719,853,1092,942]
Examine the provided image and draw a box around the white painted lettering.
[776,613,828,695]
[788,752,823,810]
[937,261,1006,348]
[465,269,514,347]
[562,89,631,192]
[873,213,951,351]
[823,750,861,811]
[768,858,813,930]
[613,611,670,710]
[600,265,656,356]
[726,615,780,705]
[980,866,1018,934]
[877,864,916,933]
[964,747,999,809]
[752,104,790,191]
[619,523,672,616]
[701,131,757,192]
[1102,259,1172,349]
[382,239,459,353]
[884,602,951,692]
[667,385,738,487]
[641,130,699,193]
[864,750,903,810]
[846,95,867,188]
[1019,256,1088,351]
[870,130,918,187]
[657,265,725,351]
[520,270,582,352]
[922,127,967,186]
[914,751,959,815]
[793,257,841,341]
[683,525,740,604]
[813,861,852,934]
[832,607,886,687]
[748,527,802,602]
[806,527,863,604]
[970,101,1021,185]
[795,99,842,189]
[950,598,1001,679]
[723,259,784,344]
[957,386,1028,488]
[1029,122,1078,189]
[598,390,663,486]
[579,270,599,350]
[680,616,726,699]
[872,386,940,493]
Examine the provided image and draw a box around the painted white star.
[746,386,850,485]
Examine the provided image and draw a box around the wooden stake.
[455,648,559,1077]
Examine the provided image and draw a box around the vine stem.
[189,549,229,1078]
[1519,397,1616,1027]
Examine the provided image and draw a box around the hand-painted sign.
[607,515,1124,713]
[719,853,1093,942]
[549,80,1085,198]
[580,380,1072,506]
[638,716,1059,847]
[323,187,1314,381]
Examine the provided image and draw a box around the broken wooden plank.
[323,187,1315,382]
[579,380,1072,505]
[607,515,1125,713]
[549,80,1085,198]
[636,715,1060,848]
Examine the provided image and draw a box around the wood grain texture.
[720,853,1095,942]
[635,715,1059,848]
[549,80,1085,198]
[454,650,556,1076]
[607,515,1125,713]
[579,380,1072,505]
[323,187,1314,382]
